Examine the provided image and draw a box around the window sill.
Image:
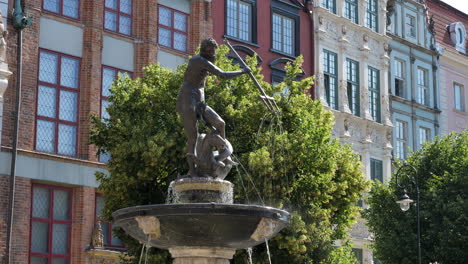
[103,29,134,42]
[453,108,468,115]
[223,35,260,48]
[269,49,297,60]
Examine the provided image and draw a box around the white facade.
[313,0,393,263]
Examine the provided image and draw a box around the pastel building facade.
[427,0,468,134]
[386,0,440,160]
[313,0,393,263]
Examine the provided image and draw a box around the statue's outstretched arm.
[204,59,249,80]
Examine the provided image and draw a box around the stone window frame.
[42,0,80,19]
[346,58,360,116]
[453,82,465,112]
[416,67,429,106]
[344,0,358,24]
[30,184,73,264]
[370,158,383,183]
[95,194,125,248]
[368,66,381,123]
[99,66,133,163]
[323,49,338,110]
[448,22,467,54]
[366,0,378,32]
[418,126,430,149]
[104,0,133,36]
[35,49,81,157]
[394,58,406,98]
[225,0,257,44]
[158,4,190,53]
[394,119,408,160]
[405,13,417,39]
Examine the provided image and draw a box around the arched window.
[448,22,466,53]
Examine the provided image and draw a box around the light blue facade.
[387,0,440,159]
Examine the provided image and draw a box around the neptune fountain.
[112,39,289,263]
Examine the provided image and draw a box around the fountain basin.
[112,203,290,249]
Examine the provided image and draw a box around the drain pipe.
[5,1,31,263]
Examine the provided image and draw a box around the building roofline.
[429,0,468,19]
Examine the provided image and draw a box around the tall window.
[418,127,430,148]
[104,0,132,35]
[323,50,338,110]
[100,66,132,163]
[30,185,72,264]
[405,14,416,38]
[395,120,407,159]
[158,5,189,52]
[416,68,429,106]
[346,58,360,116]
[366,0,378,32]
[321,0,336,14]
[368,66,380,122]
[272,13,295,56]
[394,59,405,98]
[96,195,124,247]
[43,0,79,18]
[226,0,255,42]
[36,50,80,156]
[352,248,364,264]
[454,83,464,111]
[370,158,383,182]
[344,0,358,24]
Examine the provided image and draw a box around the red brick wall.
[71,186,96,264]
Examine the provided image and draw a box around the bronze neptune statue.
[176,38,251,178]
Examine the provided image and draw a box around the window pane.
[272,14,282,51]
[100,152,111,163]
[63,0,79,18]
[101,99,110,120]
[111,231,123,245]
[102,222,110,244]
[33,187,50,218]
[120,0,132,14]
[174,12,187,32]
[283,17,293,55]
[58,124,76,156]
[119,15,132,35]
[104,11,117,31]
[102,68,116,97]
[36,120,55,153]
[174,32,187,51]
[96,196,106,217]
[158,28,172,47]
[38,85,57,118]
[60,57,79,89]
[39,52,58,84]
[226,0,238,38]
[31,257,48,264]
[159,7,172,27]
[32,221,49,253]
[59,90,78,122]
[52,224,69,254]
[105,0,117,9]
[52,258,68,264]
[53,190,70,220]
[239,1,251,41]
[44,0,60,13]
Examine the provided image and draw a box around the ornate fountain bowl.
[112,203,290,249]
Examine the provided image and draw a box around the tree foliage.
[363,132,468,264]
[90,45,367,263]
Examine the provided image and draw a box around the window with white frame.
[43,0,79,18]
[416,67,429,106]
[100,66,132,163]
[36,50,80,156]
[344,0,358,24]
[366,0,378,32]
[405,14,416,39]
[324,50,338,110]
[226,0,255,42]
[272,13,295,56]
[104,0,132,35]
[418,127,430,148]
[454,83,464,111]
[322,0,336,13]
[368,66,381,122]
[394,59,405,98]
[30,185,72,264]
[158,5,189,52]
[395,120,407,159]
[346,58,360,116]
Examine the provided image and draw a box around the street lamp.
[394,162,421,264]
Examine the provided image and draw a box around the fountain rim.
[112,203,290,223]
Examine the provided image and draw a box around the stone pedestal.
[169,248,236,264]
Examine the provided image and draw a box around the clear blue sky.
[441,0,468,14]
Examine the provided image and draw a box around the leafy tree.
[363,132,468,264]
[90,45,367,263]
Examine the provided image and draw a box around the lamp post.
[394,162,421,264]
